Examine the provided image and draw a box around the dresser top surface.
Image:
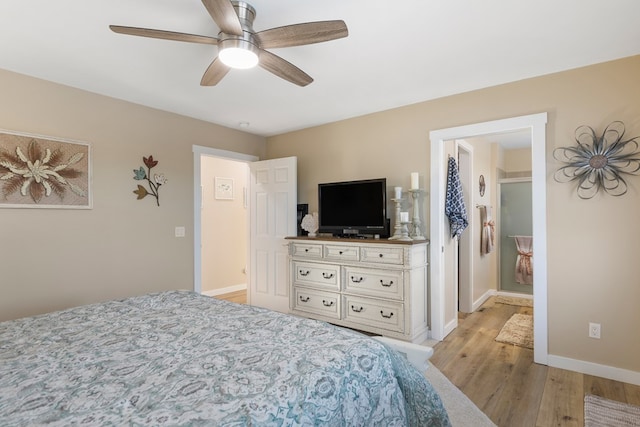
[286,236,429,246]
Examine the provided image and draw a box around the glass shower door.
[499,180,533,294]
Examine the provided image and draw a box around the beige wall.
[463,138,499,302]
[504,147,532,173]
[201,156,248,292]
[266,55,640,373]
[0,69,265,321]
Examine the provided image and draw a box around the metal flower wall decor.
[554,121,640,199]
[133,155,166,206]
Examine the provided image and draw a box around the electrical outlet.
[589,322,601,339]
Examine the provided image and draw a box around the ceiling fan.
[110,0,348,87]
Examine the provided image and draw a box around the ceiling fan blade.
[256,20,348,49]
[201,57,231,86]
[201,0,243,36]
[110,25,219,45]
[258,49,313,87]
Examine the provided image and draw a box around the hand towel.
[445,156,468,239]
[480,205,495,255]
[514,235,533,285]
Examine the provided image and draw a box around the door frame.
[192,145,258,294]
[456,141,474,314]
[429,112,549,365]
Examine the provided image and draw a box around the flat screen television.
[318,178,388,237]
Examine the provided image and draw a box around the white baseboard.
[443,318,457,339]
[202,284,247,297]
[496,290,533,300]
[472,289,495,311]
[548,354,640,386]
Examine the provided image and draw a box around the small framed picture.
[215,177,234,200]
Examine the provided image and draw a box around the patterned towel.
[445,156,468,239]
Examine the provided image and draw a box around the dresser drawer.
[293,261,340,290]
[360,246,404,265]
[344,267,403,300]
[343,295,404,333]
[324,244,359,262]
[293,287,340,319]
[291,243,323,259]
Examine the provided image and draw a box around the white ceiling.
[1,1,639,137]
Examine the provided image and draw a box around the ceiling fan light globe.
[219,47,259,69]
[218,33,259,69]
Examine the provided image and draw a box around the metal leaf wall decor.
[554,121,640,199]
[132,155,166,206]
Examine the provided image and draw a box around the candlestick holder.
[409,189,426,240]
[389,198,413,241]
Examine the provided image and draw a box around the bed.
[0,290,450,426]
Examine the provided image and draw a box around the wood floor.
[430,296,640,426]
[216,291,640,426]
[214,290,247,304]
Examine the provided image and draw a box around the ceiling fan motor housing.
[231,1,256,32]
[217,1,259,68]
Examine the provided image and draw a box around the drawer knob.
[299,296,310,303]
[299,270,310,277]
[380,310,394,319]
[350,276,364,283]
[305,248,309,252]
[379,253,384,258]
[322,272,334,279]
[339,251,343,255]
[322,300,334,307]
[380,280,393,287]
[351,305,364,313]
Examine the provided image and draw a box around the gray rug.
[495,313,533,349]
[425,363,496,427]
[584,394,640,427]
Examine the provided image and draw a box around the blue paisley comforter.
[0,291,450,426]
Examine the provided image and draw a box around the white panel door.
[249,157,297,312]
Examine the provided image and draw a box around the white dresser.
[287,237,429,343]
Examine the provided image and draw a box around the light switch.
[175,226,186,237]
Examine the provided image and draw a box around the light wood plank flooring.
[216,291,640,426]
[430,297,640,426]
[214,290,247,304]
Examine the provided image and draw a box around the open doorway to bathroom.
[429,112,548,365]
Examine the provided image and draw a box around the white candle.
[394,186,402,199]
[411,172,419,190]
[400,211,409,222]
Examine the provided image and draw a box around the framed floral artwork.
[0,129,91,209]
[215,177,234,200]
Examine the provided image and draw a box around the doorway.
[429,112,548,365]
[192,146,258,295]
[193,146,298,313]
[200,156,249,297]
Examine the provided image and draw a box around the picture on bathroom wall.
[215,177,234,200]
[0,129,91,209]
